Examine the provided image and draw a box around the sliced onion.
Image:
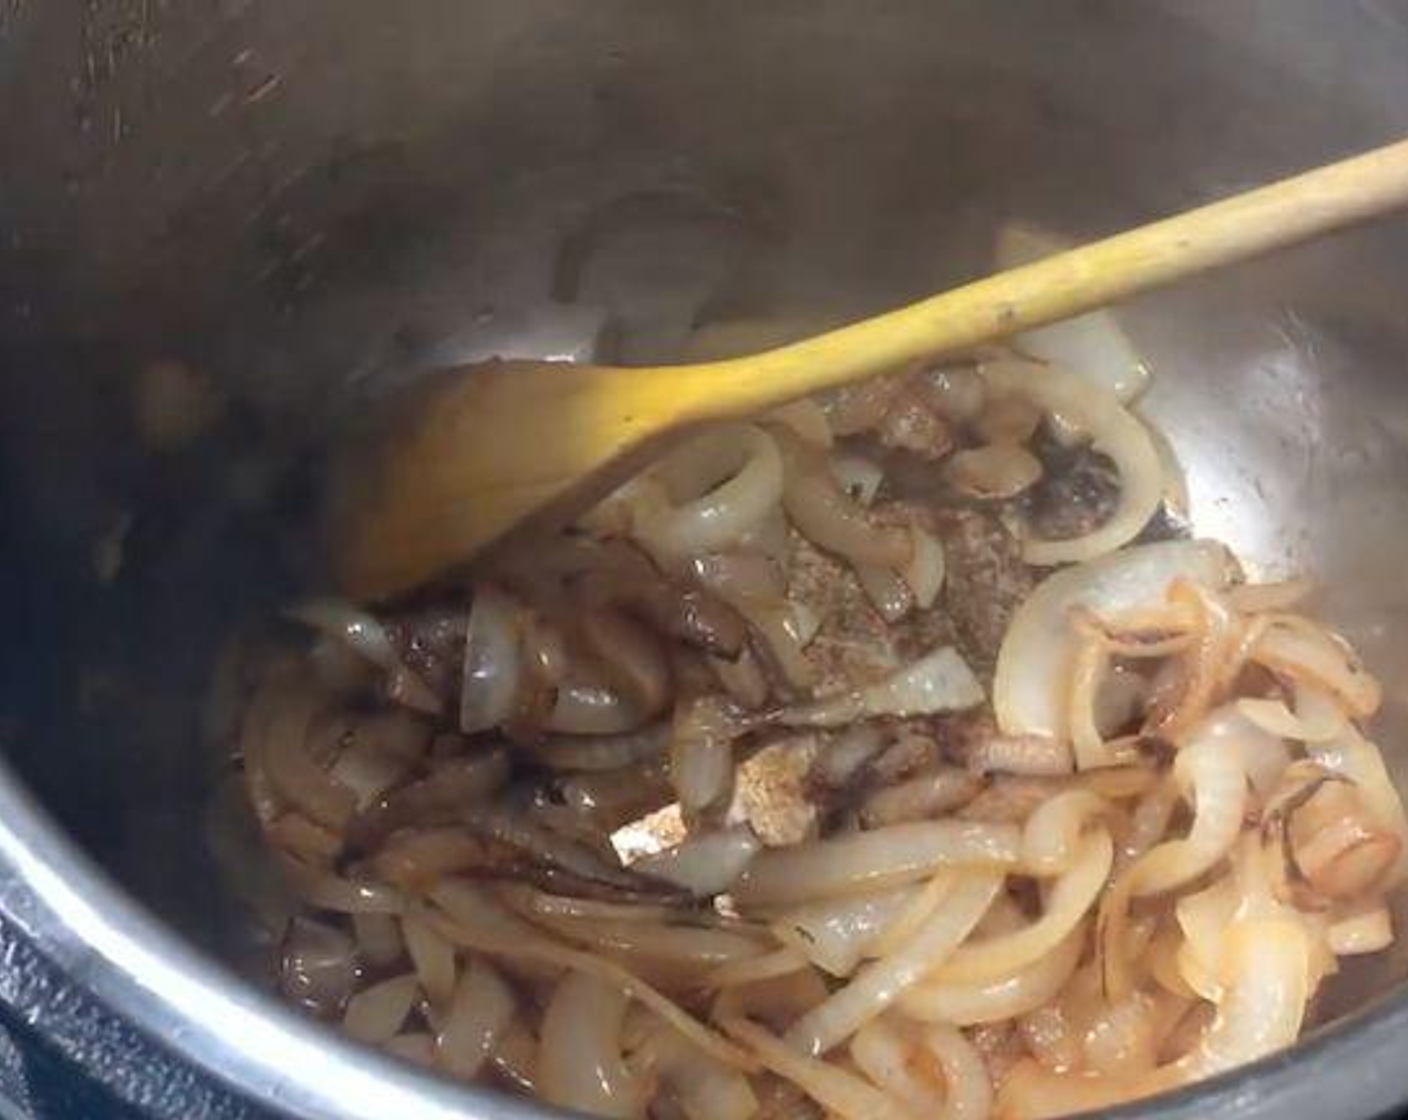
[850,1018,940,1114]
[900,922,1084,1025]
[719,1015,908,1120]
[982,359,1162,564]
[437,958,515,1080]
[786,872,1001,1055]
[994,223,1152,409]
[734,820,1020,908]
[1101,733,1246,999]
[462,805,643,892]
[636,424,784,564]
[1190,706,1290,802]
[1250,617,1382,719]
[304,875,405,915]
[774,646,984,729]
[1175,918,1309,1078]
[546,672,649,735]
[460,584,524,733]
[967,734,1073,778]
[1020,790,1110,874]
[580,608,671,717]
[352,911,404,968]
[1134,730,1247,897]
[287,599,441,713]
[923,1022,994,1120]
[281,917,358,1016]
[530,723,669,772]
[860,768,984,828]
[775,428,911,568]
[634,827,761,896]
[530,913,765,967]
[942,445,1044,501]
[428,881,751,1069]
[671,696,742,813]
[343,973,419,1044]
[258,685,355,832]
[903,526,946,610]
[1237,692,1343,745]
[1310,729,1408,885]
[384,1032,436,1067]
[771,886,921,977]
[402,910,458,1009]
[539,970,646,1119]
[993,539,1235,739]
[829,454,885,507]
[347,748,509,852]
[1327,905,1393,955]
[933,830,1111,984]
[855,563,915,623]
[643,1019,761,1120]
[768,398,835,448]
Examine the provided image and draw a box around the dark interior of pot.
[4,0,1408,1108]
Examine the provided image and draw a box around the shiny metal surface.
[2,1,1408,1117]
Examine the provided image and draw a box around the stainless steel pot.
[3,2,1408,1117]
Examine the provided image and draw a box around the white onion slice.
[772,886,921,977]
[460,584,524,733]
[288,599,440,713]
[437,959,515,1080]
[539,970,646,1119]
[644,1020,760,1120]
[982,358,1162,565]
[933,830,1112,984]
[786,872,1001,1055]
[634,827,761,897]
[993,540,1235,739]
[720,1015,908,1120]
[775,646,984,729]
[899,922,1084,1025]
[850,1018,941,1114]
[342,973,419,1044]
[402,911,457,1009]
[829,454,885,507]
[903,527,946,610]
[635,424,784,563]
[923,1023,994,1120]
[734,820,1020,908]
[1327,906,1393,955]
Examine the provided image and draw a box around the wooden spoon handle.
[676,136,1408,418]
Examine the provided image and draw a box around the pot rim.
[0,755,1403,1120]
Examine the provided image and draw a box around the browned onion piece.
[580,607,672,718]
[462,805,645,892]
[966,734,1073,777]
[546,670,650,735]
[774,427,911,568]
[575,563,748,660]
[859,768,984,828]
[530,723,669,772]
[346,748,509,853]
[943,444,1044,501]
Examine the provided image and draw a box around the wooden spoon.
[331,137,1408,601]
